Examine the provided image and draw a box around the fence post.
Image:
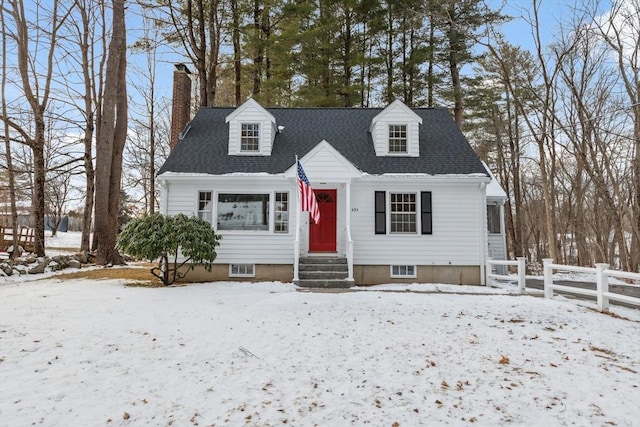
[543,258,553,298]
[485,258,492,286]
[595,263,610,312]
[517,257,526,295]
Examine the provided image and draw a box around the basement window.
[390,265,416,278]
[229,264,255,277]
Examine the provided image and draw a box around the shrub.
[117,213,222,286]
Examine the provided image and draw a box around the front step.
[296,256,353,288]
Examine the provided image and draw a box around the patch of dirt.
[50,264,164,287]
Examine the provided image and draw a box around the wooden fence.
[0,226,35,253]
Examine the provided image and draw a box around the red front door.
[309,189,337,252]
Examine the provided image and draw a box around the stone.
[75,252,88,264]
[0,263,12,276]
[28,259,48,274]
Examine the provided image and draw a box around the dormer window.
[226,99,276,156]
[241,123,260,151]
[369,100,422,157]
[388,124,407,153]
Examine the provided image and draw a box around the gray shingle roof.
[157,107,488,176]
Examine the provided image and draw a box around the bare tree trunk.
[531,0,558,261]
[447,17,463,127]
[5,0,70,257]
[427,8,435,108]
[75,0,102,252]
[590,0,640,271]
[232,0,241,106]
[94,0,126,265]
[1,5,19,258]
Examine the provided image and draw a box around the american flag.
[297,160,320,224]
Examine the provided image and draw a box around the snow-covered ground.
[1,278,639,426]
[44,230,82,256]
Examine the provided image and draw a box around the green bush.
[117,213,222,286]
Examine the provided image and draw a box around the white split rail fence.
[487,257,640,312]
[486,257,527,294]
[542,259,640,312]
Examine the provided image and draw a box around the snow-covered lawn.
[1,278,639,426]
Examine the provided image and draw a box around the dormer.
[369,99,422,157]
[225,98,277,156]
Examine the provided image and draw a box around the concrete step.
[297,256,352,288]
[295,278,354,289]
[299,256,347,265]
[299,270,349,280]
[299,263,348,272]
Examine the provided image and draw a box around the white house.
[157,66,507,287]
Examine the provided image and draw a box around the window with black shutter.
[421,191,432,234]
[375,191,386,234]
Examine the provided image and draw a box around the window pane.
[391,265,416,277]
[487,205,501,233]
[275,192,289,233]
[230,264,255,277]
[198,191,212,223]
[218,194,269,231]
[390,193,416,233]
[241,123,260,151]
[389,124,407,153]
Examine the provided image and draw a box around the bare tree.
[151,0,228,107]
[1,0,19,257]
[128,12,165,214]
[2,0,73,256]
[65,0,107,252]
[586,0,640,270]
[94,0,127,265]
[482,0,562,261]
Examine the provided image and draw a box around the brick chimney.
[170,63,192,151]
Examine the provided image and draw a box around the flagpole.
[293,155,301,283]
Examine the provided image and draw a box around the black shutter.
[375,191,386,234]
[421,191,432,235]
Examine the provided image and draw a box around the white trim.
[284,140,362,180]
[196,189,214,224]
[479,181,487,285]
[390,265,417,278]
[225,98,276,124]
[211,190,292,235]
[387,123,409,155]
[388,191,418,234]
[229,263,255,277]
[239,122,261,153]
[369,99,422,132]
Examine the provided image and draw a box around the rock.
[75,252,88,264]
[7,245,24,258]
[68,259,82,269]
[51,256,70,271]
[14,264,28,275]
[28,258,48,274]
[0,262,12,276]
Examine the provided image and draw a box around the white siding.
[350,179,483,265]
[301,144,361,182]
[164,177,296,264]
[370,103,421,157]
[227,103,275,156]
[488,234,506,259]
